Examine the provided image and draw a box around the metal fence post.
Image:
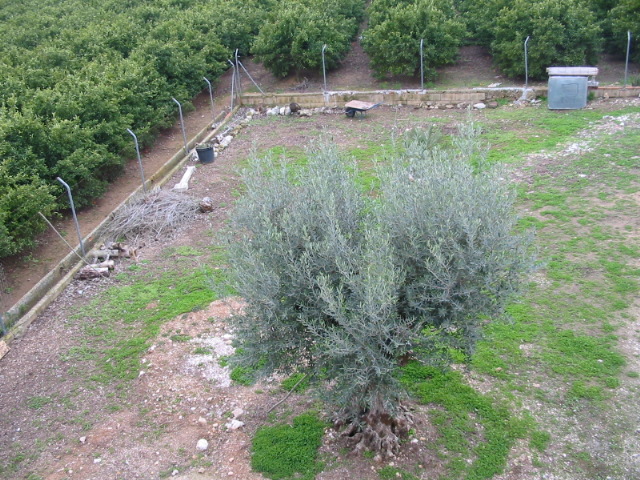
[237,60,265,95]
[228,60,236,110]
[0,265,7,336]
[420,39,424,90]
[171,97,189,155]
[234,49,242,99]
[524,36,531,91]
[624,31,632,88]
[126,129,147,193]
[203,77,215,120]
[322,44,328,92]
[56,177,85,257]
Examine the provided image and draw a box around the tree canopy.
[227,125,536,456]
[362,0,465,79]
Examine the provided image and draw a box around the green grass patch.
[170,334,191,342]
[193,347,212,355]
[251,412,326,480]
[529,430,551,452]
[0,451,27,474]
[485,107,640,164]
[281,373,310,393]
[27,396,52,410]
[164,246,204,257]
[74,266,232,384]
[378,466,420,480]
[230,366,254,386]
[475,300,626,403]
[401,363,532,480]
[544,331,625,379]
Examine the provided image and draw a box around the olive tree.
[227,125,535,457]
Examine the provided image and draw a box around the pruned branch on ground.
[99,188,199,243]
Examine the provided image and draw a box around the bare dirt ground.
[1,43,639,480]
[1,98,638,480]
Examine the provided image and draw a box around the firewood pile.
[77,242,137,280]
[78,188,200,281]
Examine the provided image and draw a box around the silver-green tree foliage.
[228,125,535,457]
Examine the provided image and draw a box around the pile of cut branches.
[100,188,199,243]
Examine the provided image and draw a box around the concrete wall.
[595,86,640,98]
[241,88,501,108]
[240,85,639,108]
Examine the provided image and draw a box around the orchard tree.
[607,0,639,63]
[456,0,510,46]
[203,0,277,55]
[227,125,535,457]
[252,0,362,78]
[491,0,602,79]
[576,0,619,54]
[0,171,55,257]
[362,0,465,79]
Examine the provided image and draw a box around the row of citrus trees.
[252,0,637,80]
[0,0,270,257]
[253,0,640,78]
[1,0,637,259]
[0,0,363,258]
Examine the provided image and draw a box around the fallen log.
[96,260,115,270]
[109,243,137,260]
[88,246,136,261]
[87,249,121,260]
[173,166,196,192]
[77,266,110,280]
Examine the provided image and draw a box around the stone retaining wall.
[241,85,639,109]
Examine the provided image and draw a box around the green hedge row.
[458,0,637,79]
